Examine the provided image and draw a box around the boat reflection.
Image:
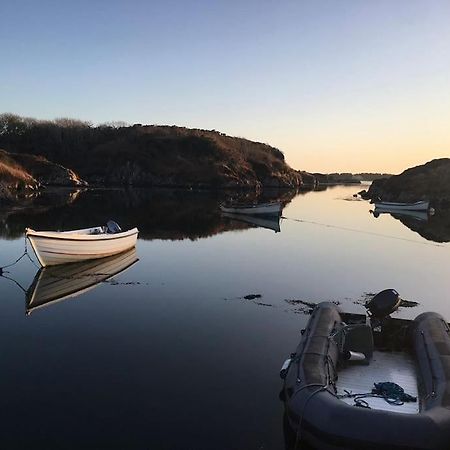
[371,208,450,243]
[26,248,139,315]
[221,212,281,233]
[0,188,298,241]
[372,208,429,222]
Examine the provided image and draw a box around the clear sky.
[1,0,449,173]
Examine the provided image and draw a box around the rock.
[365,159,450,209]
[0,149,87,198]
[243,294,262,300]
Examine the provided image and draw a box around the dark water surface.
[0,186,449,449]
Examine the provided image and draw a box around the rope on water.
[0,235,39,275]
[0,273,28,293]
[281,216,444,248]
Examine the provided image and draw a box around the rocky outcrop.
[365,158,450,209]
[11,153,87,187]
[0,115,302,189]
[0,149,87,200]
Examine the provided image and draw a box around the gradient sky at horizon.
[1,0,449,173]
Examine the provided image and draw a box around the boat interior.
[55,221,123,235]
[336,312,419,414]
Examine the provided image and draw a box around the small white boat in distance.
[26,221,139,267]
[220,201,282,217]
[374,200,429,212]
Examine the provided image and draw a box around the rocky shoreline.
[360,158,450,209]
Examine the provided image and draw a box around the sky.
[1,0,449,173]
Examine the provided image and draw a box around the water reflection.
[0,187,296,240]
[372,209,429,222]
[26,248,139,314]
[371,208,450,243]
[221,212,281,233]
[0,184,449,449]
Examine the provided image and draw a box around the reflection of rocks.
[393,210,450,243]
[371,208,450,242]
[0,188,84,239]
[0,187,298,241]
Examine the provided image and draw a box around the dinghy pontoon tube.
[281,303,450,450]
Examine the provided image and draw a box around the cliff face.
[366,158,450,208]
[10,152,87,187]
[0,149,87,200]
[0,115,302,189]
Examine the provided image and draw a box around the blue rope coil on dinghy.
[338,381,417,408]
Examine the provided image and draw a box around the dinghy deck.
[336,350,419,414]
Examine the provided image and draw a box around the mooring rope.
[281,216,444,248]
[0,235,39,276]
[0,273,28,293]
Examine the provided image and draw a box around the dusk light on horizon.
[1,0,449,173]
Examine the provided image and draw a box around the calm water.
[0,185,450,449]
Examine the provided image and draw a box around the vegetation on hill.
[0,113,302,189]
[0,149,37,188]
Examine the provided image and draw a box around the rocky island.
[0,114,303,192]
[363,158,450,209]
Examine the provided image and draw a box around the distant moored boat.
[26,221,139,267]
[219,201,282,217]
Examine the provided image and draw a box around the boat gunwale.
[26,227,139,242]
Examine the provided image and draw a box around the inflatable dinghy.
[280,300,450,450]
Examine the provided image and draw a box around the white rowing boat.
[26,221,139,267]
[373,200,429,211]
[219,201,282,216]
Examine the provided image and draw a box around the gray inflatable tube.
[282,303,450,450]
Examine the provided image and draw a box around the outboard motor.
[106,220,122,234]
[366,289,401,319]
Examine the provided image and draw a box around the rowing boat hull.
[26,227,139,267]
[220,202,282,216]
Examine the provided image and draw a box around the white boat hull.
[374,200,429,212]
[26,226,139,267]
[220,202,282,216]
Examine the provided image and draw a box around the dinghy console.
[338,321,374,364]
